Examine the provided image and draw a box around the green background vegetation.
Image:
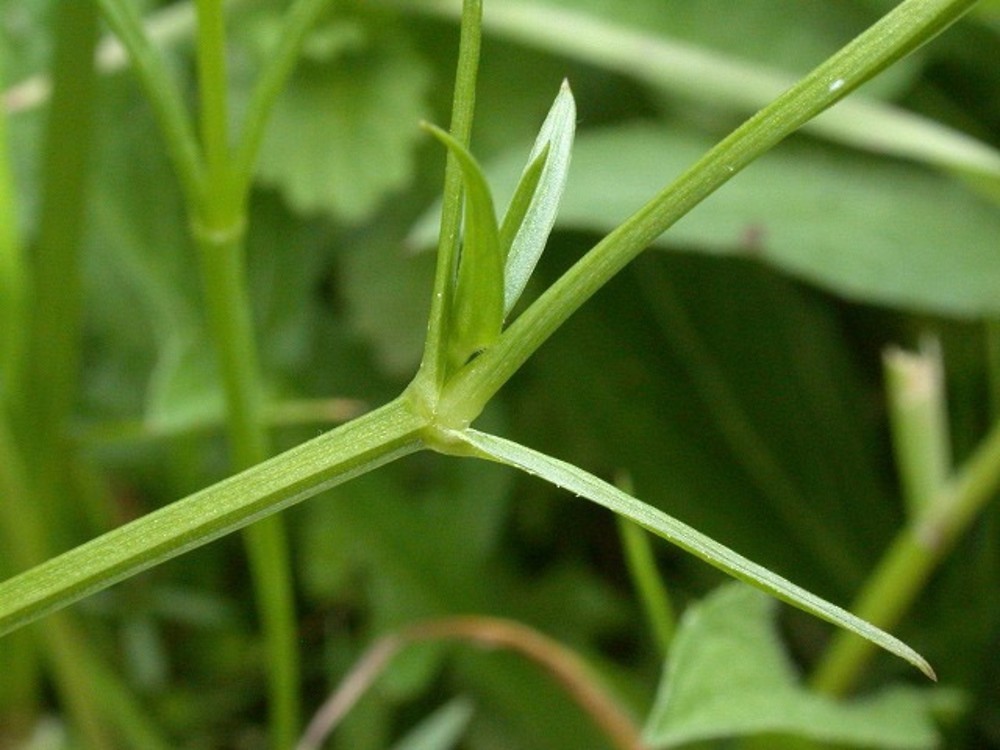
[1,0,999,748]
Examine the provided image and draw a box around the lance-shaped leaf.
[451,428,935,681]
[501,79,576,315]
[423,123,503,370]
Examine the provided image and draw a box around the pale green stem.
[617,516,676,655]
[434,0,979,427]
[883,340,952,519]
[811,419,1000,695]
[192,2,303,744]
[413,0,483,399]
[0,397,426,639]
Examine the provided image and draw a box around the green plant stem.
[415,0,483,398]
[95,0,204,207]
[435,0,979,426]
[883,341,952,518]
[616,515,676,655]
[195,225,302,749]
[194,0,236,217]
[191,2,304,744]
[811,419,1000,695]
[0,397,426,639]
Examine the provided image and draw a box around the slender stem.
[436,0,979,425]
[195,224,301,748]
[811,419,1000,694]
[883,340,952,519]
[617,516,676,655]
[0,397,426,639]
[413,0,483,401]
[95,0,204,207]
[194,0,236,220]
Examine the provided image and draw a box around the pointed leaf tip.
[501,80,576,314]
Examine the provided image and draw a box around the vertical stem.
[194,0,235,217]
[192,6,299,740]
[414,0,482,399]
[12,5,116,747]
[811,420,1000,695]
[194,223,300,750]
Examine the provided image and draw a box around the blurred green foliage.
[2,0,999,747]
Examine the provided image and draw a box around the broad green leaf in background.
[643,583,942,748]
[255,28,430,221]
[509,253,894,598]
[453,429,934,680]
[500,79,575,315]
[416,124,1000,317]
[396,0,1000,181]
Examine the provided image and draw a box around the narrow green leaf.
[422,123,503,369]
[502,79,575,315]
[497,144,548,262]
[453,429,935,681]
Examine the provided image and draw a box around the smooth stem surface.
[95,0,203,207]
[812,419,1000,694]
[617,516,675,655]
[192,3,302,744]
[196,225,300,748]
[194,0,236,217]
[883,342,952,518]
[11,6,121,747]
[415,0,482,397]
[437,0,978,425]
[0,397,426,639]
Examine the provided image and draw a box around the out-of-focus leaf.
[420,124,1000,317]
[643,582,940,748]
[389,698,473,750]
[455,429,934,680]
[501,79,575,315]
[255,28,430,221]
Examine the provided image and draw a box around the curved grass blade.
[502,79,576,315]
[422,123,503,370]
[453,428,935,681]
